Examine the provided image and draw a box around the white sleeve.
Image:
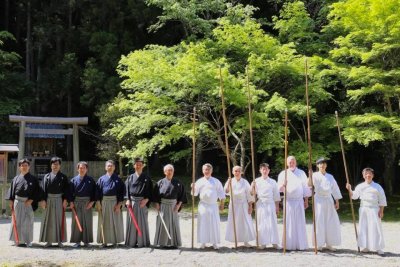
[192,179,201,196]
[352,184,361,200]
[245,180,255,203]
[378,185,387,207]
[224,180,230,196]
[216,180,226,200]
[272,179,281,202]
[331,176,343,200]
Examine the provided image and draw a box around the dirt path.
[0,211,399,267]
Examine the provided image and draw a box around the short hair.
[163,164,174,172]
[77,161,88,169]
[50,157,62,164]
[287,155,296,162]
[105,160,115,167]
[362,167,374,175]
[259,163,270,169]
[202,163,213,170]
[232,165,242,172]
[134,157,144,163]
[18,158,30,166]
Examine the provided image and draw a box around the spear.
[305,58,318,254]
[246,66,259,248]
[283,109,288,254]
[219,66,238,249]
[191,107,197,249]
[335,111,360,252]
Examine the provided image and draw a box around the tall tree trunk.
[382,141,396,195]
[26,0,32,81]
[36,43,42,114]
[4,0,9,31]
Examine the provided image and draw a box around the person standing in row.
[96,160,126,247]
[125,157,153,248]
[310,157,342,251]
[153,164,187,248]
[251,163,281,249]
[346,168,387,255]
[277,156,311,251]
[225,165,255,248]
[191,163,225,250]
[70,161,96,247]
[6,158,42,247]
[39,157,70,248]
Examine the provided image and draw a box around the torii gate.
[9,115,88,168]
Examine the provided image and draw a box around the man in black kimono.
[125,157,153,247]
[153,164,187,248]
[39,157,70,247]
[6,158,42,247]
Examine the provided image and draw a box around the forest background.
[1,0,400,202]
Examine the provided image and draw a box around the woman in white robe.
[224,166,255,247]
[310,158,342,251]
[252,163,281,249]
[192,163,225,249]
[277,156,311,251]
[346,167,387,255]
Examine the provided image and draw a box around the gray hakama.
[125,196,150,247]
[9,196,34,244]
[70,197,93,244]
[97,195,124,244]
[39,193,67,243]
[154,198,182,247]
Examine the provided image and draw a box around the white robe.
[352,181,387,251]
[254,176,280,246]
[224,178,256,243]
[192,176,225,244]
[312,171,342,247]
[277,168,311,250]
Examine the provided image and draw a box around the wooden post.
[191,107,196,249]
[1,152,7,215]
[73,124,79,168]
[17,121,26,162]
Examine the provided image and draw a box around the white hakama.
[278,168,311,250]
[254,177,280,246]
[224,178,255,243]
[193,177,225,245]
[312,172,342,248]
[352,181,387,251]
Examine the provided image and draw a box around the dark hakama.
[6,173,41,245]
[69,175,96,244]
[39,172,70,244]
[125,172,153,247]
[153,178,187,248]
[96,173,125,245]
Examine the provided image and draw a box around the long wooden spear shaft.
[283,109,288,254]
[246,66,259,248]
[191,107,197,249]
[219,67,238,249]
[335,111,360,253]
[305,58,318,254]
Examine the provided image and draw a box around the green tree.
[104,5,336,175]
[326,0,400,194]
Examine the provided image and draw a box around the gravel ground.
[0,210,399,267]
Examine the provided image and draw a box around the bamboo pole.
[283,109,288,254]
[335,111,360,252]
[191,107,197,249]
[304,58,318,254]
[246,66,259,248]
[219,67,238,249]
